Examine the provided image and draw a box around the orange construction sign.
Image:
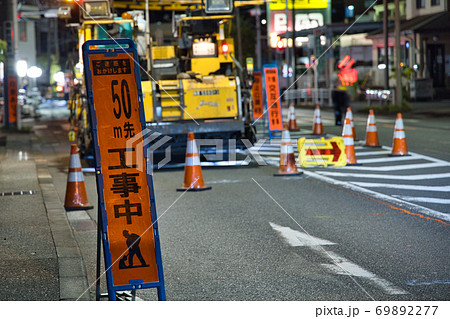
[263,66,283,131]
[7,74,17,124]
[83,39,165,299]
[252,71,263,120]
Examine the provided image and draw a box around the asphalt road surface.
[31,103,449,301]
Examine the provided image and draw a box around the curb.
[36,158,90,301]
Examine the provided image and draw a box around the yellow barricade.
[297,137,347,167]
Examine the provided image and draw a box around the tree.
[0,39,7,64]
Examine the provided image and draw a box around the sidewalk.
[0,128,89,301]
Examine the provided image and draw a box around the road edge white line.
[303,170,450,223]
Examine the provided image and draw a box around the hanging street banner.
[269,0,328,10]
[82,39,165,300]
[252,71,264,120]
[7,74,17,125]
[263,65,283,134]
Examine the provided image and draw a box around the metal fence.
[365,89,395,105]
[284,88,332,107]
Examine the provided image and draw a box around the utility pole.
[236,5,243,65]
[290,1,296,92]
[255,6,262,71]
[284,0,290,93]
[383,0,389,90]
[394,0,402,106]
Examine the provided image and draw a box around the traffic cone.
[64,144,93,211]
[390,113,409,156]
[364,109,381,147]
[342,117,358,165]
[274,125,302,176]
[287,103,299,131]
[312,105,324,135]
[177,132,211,191]
[345,107,358,141]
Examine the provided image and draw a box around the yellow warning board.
[297,137,347,168]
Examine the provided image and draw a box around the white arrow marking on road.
[270,223,408,295]
[350,182,450,192]
[321,251,408,295]
[269,222,336,247]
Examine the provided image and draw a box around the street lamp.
[27,66,42,79]
[16,60,28,78]
[27,66,42,88]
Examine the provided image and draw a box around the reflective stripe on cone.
[342,117,358,165]
[288,103,299,131]
[312,105,324,135]
[274,126,302,176]
[177,132,211,191]
[390,113,409,156]
[364,109,381,147]
[64,144,93,211]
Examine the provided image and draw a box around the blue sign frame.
[263,64,283,140]
[82,38,165,301]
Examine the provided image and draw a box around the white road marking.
[333,162,449,171]
[207,179,243,184]
[270,223,407,295]
[315,171,450,180]
[321,250,408,295]
[355,150,391,157]
[350,182,450,192]
[392,196,450,205]
[406,279,450,286]
[356,155,420,164]
[269,222,336,247]
[303,171,450,222]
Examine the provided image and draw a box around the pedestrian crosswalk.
[252,132,450,219]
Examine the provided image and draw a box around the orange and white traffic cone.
[342,117,358,165]
[274,125,302,176]
[390,113,409,156]
[364,109,381,147]
[312,105,324,135]
[177,132,211,191]
[345,107,358,141]
[64,144,93,211]
[287,103,299,131]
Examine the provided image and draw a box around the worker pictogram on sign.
[82,39,165,301]
[263,65,283,139]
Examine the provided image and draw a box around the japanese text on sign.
[252,72,263,120]
[8,75,17,124]
[263,67,283,131]
[89,53,158,286]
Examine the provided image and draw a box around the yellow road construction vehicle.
[62,0,257,164]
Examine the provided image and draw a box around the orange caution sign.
[252,71,264,120]
[7,74,17,125]
[83,39,165,300]
[263,65,283,132]
[298,137,347,167]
